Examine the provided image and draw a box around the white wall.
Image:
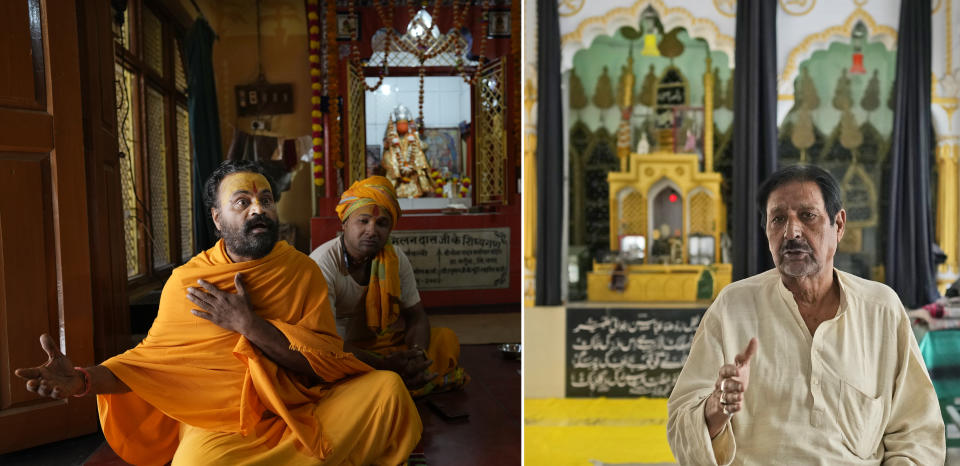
[364,76,471,147]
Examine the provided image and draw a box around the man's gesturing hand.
[187,273,258,334]
[705,337,758,439]
[14,334,84,399]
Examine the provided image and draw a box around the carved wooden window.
[113,0,192,283]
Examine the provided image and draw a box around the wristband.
[72,366,91,398]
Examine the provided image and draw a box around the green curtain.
[185,17,222,251]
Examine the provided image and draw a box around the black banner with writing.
[566,307,706,397]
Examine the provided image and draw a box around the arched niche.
[778,9,896,105]
[559,0,735,73]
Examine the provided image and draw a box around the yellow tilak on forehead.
[219,172,270,205]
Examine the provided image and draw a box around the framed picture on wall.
[486,10,511,38]
[421,128,462,177]
[336,13,359,41]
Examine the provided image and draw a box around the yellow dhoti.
[172,371,419,465]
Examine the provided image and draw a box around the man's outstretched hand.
[14,334,84,399]
[705,337,758,438]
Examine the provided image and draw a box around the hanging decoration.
[397,0,486,127]
[849,20,867,75]
[640,6,661,57]
[454,0,490,84]
[352,0,393,92]
[307,0,323,186]
[326,0,341,169]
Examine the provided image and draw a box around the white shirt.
[309,237,421,341]
[667,268,945,465]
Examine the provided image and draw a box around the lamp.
[850,21,867,75]
[640,6,660,57]
[407,8,439,40]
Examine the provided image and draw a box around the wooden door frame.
[0,0,99,453]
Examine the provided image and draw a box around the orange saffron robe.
[97,240,420,465]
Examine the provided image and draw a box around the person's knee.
[431,326,459,347]
[369,369,406,392]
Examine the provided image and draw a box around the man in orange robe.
[15,160,421,465]
[309,176,468,397]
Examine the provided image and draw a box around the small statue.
[636,132,651,154]
[669,237,684,264]
[683,128,697,153]
[382,105,435,198]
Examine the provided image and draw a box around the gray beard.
[778,254,821,278]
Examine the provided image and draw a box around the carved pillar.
[936,140,959,292]
[703,56,715,173]
[524,78,538,307]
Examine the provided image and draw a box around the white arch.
[560,0,735,72]
[778,9,897,99]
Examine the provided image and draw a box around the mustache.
[780,239,813,255]
[244,214,277,235]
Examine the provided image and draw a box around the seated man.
[667,165,944,464]
[310,176,468,397]
[15,160,420,465]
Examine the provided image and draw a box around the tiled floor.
[0,344,521,466]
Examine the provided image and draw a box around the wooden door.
[77,0,130,362]
[0,0,100,452]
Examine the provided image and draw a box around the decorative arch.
[778,8,897,99]
[560,0,735,72]
[646,176,685,238]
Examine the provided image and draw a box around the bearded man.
[309,176,468,397]
[667,165,945,465]
[15,160,421,465]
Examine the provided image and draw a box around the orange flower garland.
[430,169,445,196]
[307,0,323,186]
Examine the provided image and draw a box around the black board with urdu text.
[566,307,706,397]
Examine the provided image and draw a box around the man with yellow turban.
[310,176,468,396]
[14,160,421,465]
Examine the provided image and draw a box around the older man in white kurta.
[667,165,944,465]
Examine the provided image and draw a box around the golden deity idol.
[382,105,435,198]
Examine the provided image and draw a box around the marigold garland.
[430,169,446,196]
[307,0,323,186]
